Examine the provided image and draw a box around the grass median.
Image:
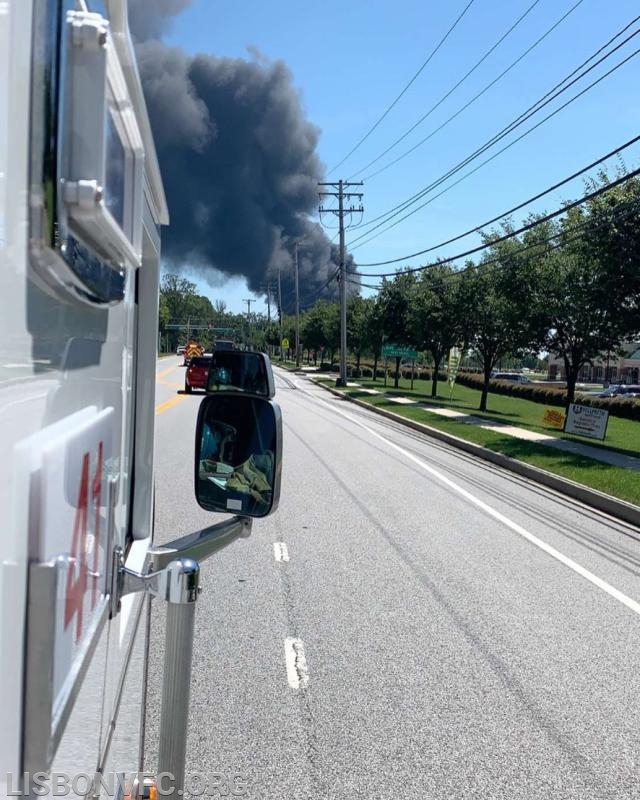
[315,375,640,507]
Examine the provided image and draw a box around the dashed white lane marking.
[284,637,309,689]
[307,390,640,619]
[274,542,290,562]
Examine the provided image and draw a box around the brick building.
[548,342,640,384]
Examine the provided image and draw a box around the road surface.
[147,355,640,799]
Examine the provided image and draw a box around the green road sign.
[382,343,417,359]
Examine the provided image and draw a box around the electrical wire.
[328,0,478,175]
[363,0,591,183]
[349,39,640,251]
[349,133,640,267]
[346,195,640,292]
[348,19,640,243]
[348,0,544,180]
[283,267,341,313]
[355,165,640,278]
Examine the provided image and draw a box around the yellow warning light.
[143,776,158,800]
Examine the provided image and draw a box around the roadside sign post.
[447,347,461,400]
[565,404,609,440]
[382,344,418,390]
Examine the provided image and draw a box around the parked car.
[185,355,212,393]
[597,384,640,398]
[492,372,532,383]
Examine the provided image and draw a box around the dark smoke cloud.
[127,0,192,42]
[129,2,356,307]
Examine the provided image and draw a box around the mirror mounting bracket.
[108,515,252,797]
[110,515,252,616]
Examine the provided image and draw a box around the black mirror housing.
[206,351,275,398]
[194,394,282,517]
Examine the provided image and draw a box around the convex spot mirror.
[195,394,282,518]
[206,351,275,398]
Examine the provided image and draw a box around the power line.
[329,0,478,175]
[300,267,341,305]
[351,133,640,267]
[355,166,640,278]
[363,0,589,183]
[348,0,544,180]
[349,37,640,251]
[347,19,640,244]
[347,195,640,292]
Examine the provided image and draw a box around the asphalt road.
[147,356,640,799]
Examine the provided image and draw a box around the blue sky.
[163,0,640,313]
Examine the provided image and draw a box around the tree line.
[159,274,281,353]
[295,171,640,410]
[158,172,639,412]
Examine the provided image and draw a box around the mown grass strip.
[315,378,640,507]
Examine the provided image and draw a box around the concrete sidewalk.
[424,405,640,471]
[346,384,640,472]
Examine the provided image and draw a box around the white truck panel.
[0,1,167,797]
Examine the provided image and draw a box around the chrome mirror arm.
[147,515,253,573]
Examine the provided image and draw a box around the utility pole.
[243,298,253,349]
[277,269,283,360]
[294,241,302,368]
[260,282,273,323]
[318,180,364,386]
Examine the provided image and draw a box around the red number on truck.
[64,442,103,641]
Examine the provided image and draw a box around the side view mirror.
[206,351,275,398]
[194,394,282,517]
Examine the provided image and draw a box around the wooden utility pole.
[243,298,253,349]
[294,241,302,368]
[318,180,364,386]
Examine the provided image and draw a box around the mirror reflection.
[206,351,273,397]
[196,395,280,517]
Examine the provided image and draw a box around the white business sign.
[565,403,609,440]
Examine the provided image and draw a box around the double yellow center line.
[155,394,189,415]
[155,362,189,415]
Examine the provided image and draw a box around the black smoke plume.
[128,1,356,309]
[127,0,191,43]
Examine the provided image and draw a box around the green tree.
[377,271,417,387]
[537,188,640,406]
[363,297,385,380]
[408,263,461,397]
[458,252,538,412]
[347,296,370,371]
[581,170,640,336]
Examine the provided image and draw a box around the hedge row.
[320,365,639,421]
[455,373,640,421]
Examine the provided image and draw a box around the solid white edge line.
[309,389,640,618]
[274,542,290,563]
[284,637,309,689]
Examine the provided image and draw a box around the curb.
[313,380,640,529]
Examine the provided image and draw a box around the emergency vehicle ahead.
[0,3,281,799]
